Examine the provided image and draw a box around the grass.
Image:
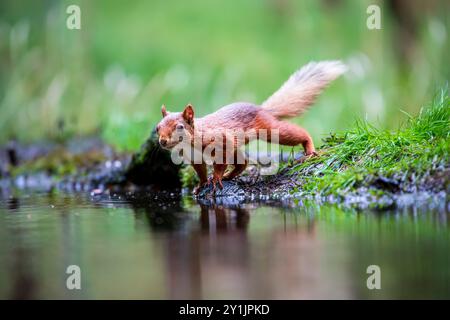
[288,86,449,196]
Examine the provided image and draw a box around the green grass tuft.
[288,86,449,196]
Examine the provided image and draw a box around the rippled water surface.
[0,191,449,299]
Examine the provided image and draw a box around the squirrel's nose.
[160,139,167,147]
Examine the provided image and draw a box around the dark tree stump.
[124,129,182,188]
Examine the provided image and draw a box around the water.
[0,191,449,299]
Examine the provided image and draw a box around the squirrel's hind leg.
[274,121,316,156]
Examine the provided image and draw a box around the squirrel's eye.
[176,124,184,130]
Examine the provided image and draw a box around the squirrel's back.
[198,102,260,131]
[197,60,346,131]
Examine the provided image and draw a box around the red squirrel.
[156,61,347,193]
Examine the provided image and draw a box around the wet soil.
[0,136,448,209]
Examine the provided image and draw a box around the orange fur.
[156,61,346,192]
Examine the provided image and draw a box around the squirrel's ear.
[183,104,194,124]
[161,105,168,117]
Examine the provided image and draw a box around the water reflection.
[167,204,252,299]
[0,192,449,299]
[4,197,37,299]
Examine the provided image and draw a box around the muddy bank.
[0,133,448,210]
[0,136,129,192]
[194,164,449,210]
[0,131,181,193]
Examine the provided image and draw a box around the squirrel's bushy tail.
[261,60,347,119]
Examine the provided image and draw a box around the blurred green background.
[0,0,448,151]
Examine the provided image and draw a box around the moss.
[11,148,107,178]
[180,165,198,189]
[124,129,182,188]
[287,87,449,196]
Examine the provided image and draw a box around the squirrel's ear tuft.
[161,105,168,117]
[183,104,194,124]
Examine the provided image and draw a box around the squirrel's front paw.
[207,176,223,193]
[192,177,223,195]
[193,181,208,195]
